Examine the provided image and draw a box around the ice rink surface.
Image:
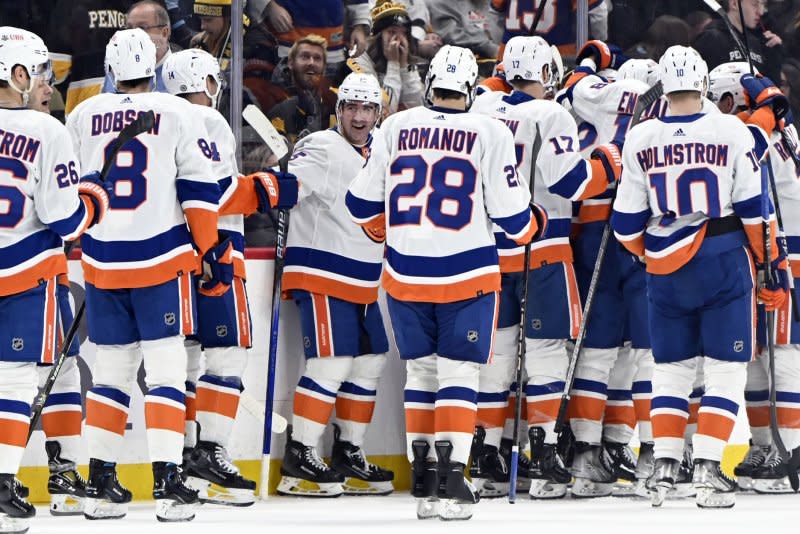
[28,492,799,534]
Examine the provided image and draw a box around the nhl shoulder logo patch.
[733,340,744,353]
[164,312,176,326]
[11,338,23,351]
[531,318,542,330]
[216,325,228,338]
[467,330,479,343]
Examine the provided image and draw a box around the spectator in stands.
[427,0,499,62]
[782,59,800,132]
[686,10,712,42]
[192,0,231,61]
[625,15,690,60]
[102,0,173,93]
[694,0,784,80]
[268,35,338,143]
[265,0,371,78]
[353,0,424,114]
[785,9,800,58]
[164,0,197,48]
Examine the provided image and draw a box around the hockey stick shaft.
[509,126,541,503]
[529,0,547,35]
[765,160,800,321]
[27,111,156,441]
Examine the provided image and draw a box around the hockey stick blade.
[238,393,288,434]
[99,110,156,179]
[632,82,663,126]
[243,104,289,163]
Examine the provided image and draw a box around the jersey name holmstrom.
[397,127,478,154]
[636,142,730,173]
[90,110,162,136]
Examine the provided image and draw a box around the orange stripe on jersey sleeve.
[0,255,67,297]
[499,243,574,273]
[220,176,259,217]
[563,70,590,92]
[744,220,778,264]
[282,271,379,304]
[578,203,611,224]
[619,235,645,258]
[184,207,219,256]
[645,226,707,275]
[578,160,613,200]
[82,251,198,289]
[383,271,501,304]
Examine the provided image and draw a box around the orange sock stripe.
[144,402,185,433]
[0,419,29,447]
[526,399,560,425]
[633,399,651,422]
[196,386,240,419]
[746,405,771,427]
[651,413,689,439]
[42,411,82,438]
[777,406,800,429]
[604,405,636,428]
[696,412,736,442]
[185,396,196,421]
[476,406,507,429]
[566,396,606,421]
[294,391,335,425]
[405,407,435,434]
[335,397,376,424]
[435,405,477,434]
[687,402,700,425]
[85,398,128,435]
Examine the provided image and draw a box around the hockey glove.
[759,256,790,312]
[251,171,299,211]
[361,213,386,244]
[591,142,623,183]
[78,171,111,227]
[741,74,789,121]
[200,236,234,297]
[576,40,627,71]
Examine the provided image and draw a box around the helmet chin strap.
[8,76,32,107]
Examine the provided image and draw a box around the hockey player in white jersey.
[0,27,109,534]
[707,61,800,493]
[347,45,546,520]
[276,72,394,498]
[161,48,298,506]
[612,45,788,509]
[66,28,231,522]
[469,35,622,500]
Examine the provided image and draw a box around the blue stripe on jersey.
[494,217,571,249]
[404,389,436,404]
[285,246,382,281]
[437,386,477,402]
[81,224,193,263]
[227,230,245,254]
[48,202,87,239]
[644,225,702,254]
[699,395,738,415]
[0,399,30,416]
[43,392,82,407]
[733,194,772,220]
[0,229,62,269]
[176,179,221,206]
[658,113,704,124]
[611,209,650,237]
[147,386,185,404]
[386,245,499,277]
[502,90,534,105]
[651,396,689,412]
[549,160,589,200]
[747,124,770,159]
[92,386,131,407]
[298,376,337,398]
[492,207,532,237]
[345,191,384,221]
[787,236,800,254]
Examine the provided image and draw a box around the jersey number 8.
[104,138,148,210]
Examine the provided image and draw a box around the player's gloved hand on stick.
[250,171,299,211]
[577,40,627,71]
[78,170,111,226]
[200,236,234,297]
[591,142,622,183]
[741,74,789,121]
[513,202,548,245]
[759,255,790,311]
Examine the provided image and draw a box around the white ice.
[28,492,799,534]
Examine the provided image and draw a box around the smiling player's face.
[339,101,378,146]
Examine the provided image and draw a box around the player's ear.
[720,94,735,114]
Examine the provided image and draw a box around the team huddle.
[0,9,798,533]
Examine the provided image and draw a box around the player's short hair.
[288,35,328,65]
[432,87,464,101]
[666,89,703,100]
[128,0,170,27]
[117,77,153,90]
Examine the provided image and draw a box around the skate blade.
[50,493,85,515]
[185,476,210,500]
[632,480,652,499]
[342,478,394,496]
[736,476,754,491]
[611,480,636,497]
[276,477,343,498]
[472,478,509,498]
[695,487,735,509]
[571,478,613,498]
[752,477,792,494]
[0,515,29,534]
[84,498,128,520]
[416,497,439,520]
[528,479,567,500]
[668,482,696,499]
[651,486,669,507]
[202,484,256,506]
[515,477,531,492]
[438,499,473,521]
[155,499,197,522]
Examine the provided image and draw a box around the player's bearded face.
[340,101,378,145]
[290,44,325,90]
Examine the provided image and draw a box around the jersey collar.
[428,105,464,114]
[659,113,705,123]
[502,91,535,105]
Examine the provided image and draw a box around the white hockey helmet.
[708,61,754,111]
[0,27,50,105]
[337,72,383,109]
[163,49,222,107]
[598,68,618,82]
[503,36,552,86]
[618,58,659,86]
[659,45,708,97]
[105,28,156,84]
[424,45,479,107]
[547,45,564,94]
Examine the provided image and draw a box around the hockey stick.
[243,104,291,499]
[554,84,662,436]
[529,0,547,36]
[509,125,541,504]
[27,110,157,441]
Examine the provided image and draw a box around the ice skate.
[693,459,736,508]
[435,441,479,521]
[152,462,199,522]
[0,474,34,534]
[277,426,344,497]
[186,440,256,506]
[45,441,86,516]
[603,440,637,482]
[500,437,531,492]
[751,448,793,494]
[632,442,654,498]
[570,442,615,498]
[671,445,696,498]
[528,427,570,499]
[411,440,438,520]
[647,457,679,507]
[734,442,770,491]
[330,424,394,496]
[83,459,132,520]
[469,427,509,498]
